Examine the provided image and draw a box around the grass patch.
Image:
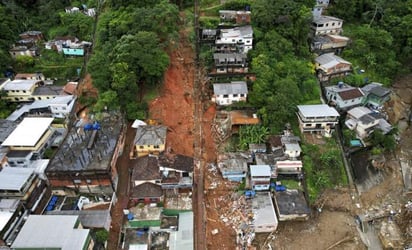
[279,179,302,190]
[142,85,160,103]
[301,136,348,204]
[128,220,161,228]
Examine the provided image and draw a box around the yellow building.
[0,79,63,102]
[133,125,167,158]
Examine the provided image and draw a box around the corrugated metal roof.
[250,165,271,176]
[2,79,40,91]
[134,125,167,146]
[315,53,351,69]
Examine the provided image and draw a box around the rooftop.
[1,79,40,91]
[134,125,167,146]
[1,117,54,147]
[0,199,20,231]
[158,153,194,172]
[130,182,162,199]
[213,53,247,60]
[362,82,391,97]
[219,25,253,38]
[169,212,193,250]
[347,106,372,120]
[131,155,160,181]
[284,143,301,152]
[274,189,310,216]
[11,215,90,250]
[250,165,271,177]
[297,104,340,118]
[0,119,18,143]
[313,15,343,23]
[252,192,278,230]
[315,53,351,69]
[47,112,123,172]
[230,110,260,125]
[217,153,249,172]
[45,209,111,229]
[0,167,34,191]
[32,85,64,96]
[213,81,248,95]
[337,88,364,100]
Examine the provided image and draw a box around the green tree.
[95,229,109,244]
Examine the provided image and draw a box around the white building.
[216,25,253,54]
[283,143,301,159]
[250,165,271,191]
[297,104,340,136]
[1,117,55,160]
[276,160,303,175]
[11,215,94,250]
[312,16,343,36]
[212,81,248,106]
[325,83,365,111]
[252,192,278,233]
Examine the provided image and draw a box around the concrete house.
[311,15,343,36]
[310,34,350,55]
[213,53,248,74]
[217,153,249,182]
[0,199,26,246]
[297,104,340,136]
[131,155,161,187]
[133,125,167,158]
[219,10,251,24]
[276,160,303,175]
[274,189,310,221]
[315,53,352,83]
[252,192,278,233]
[46,112,124,195]
[0,167,47,212]
[361,82,392,110]
[11,215,94,250]
[215,25,253,54]
[250,165,271,191]
[283,143,301,159]
[130,182,163,205]
[15,73,45,81]
[158,154,194,189]
[325,83,365,111]
[2,117,55,163]
[212,81,248,106]
[345,106,392,139]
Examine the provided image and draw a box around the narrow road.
[193,0,207,249]
[107,123,134,250]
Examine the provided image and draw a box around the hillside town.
[0,0,410,250]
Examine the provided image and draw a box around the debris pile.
[215,193,255,249]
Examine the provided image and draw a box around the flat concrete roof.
[11,215,90,250]
[252,192,278,230]
[250,165,271,176]
[297,104,340,118]
[169,212,193,250]
[1,117,53,147]
[0,167,34,191]
[1,79,40,91]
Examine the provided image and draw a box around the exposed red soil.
[149,43,195,157]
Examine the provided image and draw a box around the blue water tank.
[84,123,93,131]
[92,122,101,130]
[275,185,286,192]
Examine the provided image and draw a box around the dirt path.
[107,123,134,250]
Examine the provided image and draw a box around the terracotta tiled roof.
[131,156,160,181]
[130,182,162,198]
[338,88,364,100]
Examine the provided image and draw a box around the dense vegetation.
[88,0,180,120]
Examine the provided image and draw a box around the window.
[73,179,81,184]
[326,23,329,27]
[233,94,238,97]
[154,145,160,149]
[232,39,235,42]
[23,90,26,93]
[332,22,335,26]
[240,94,245,97]
[223,94,229,98]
